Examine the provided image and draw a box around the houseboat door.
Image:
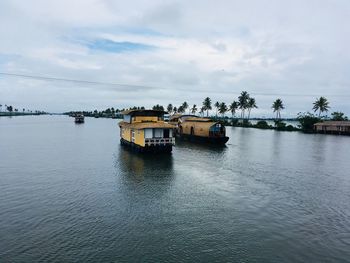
[164,129,169,138]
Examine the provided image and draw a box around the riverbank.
[0,112,47,117]
[211,117,301,132]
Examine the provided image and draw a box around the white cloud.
[0,0,350,116]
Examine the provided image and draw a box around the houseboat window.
[153,129,163,138]
[131,130,135,142]
[123,115,131,123]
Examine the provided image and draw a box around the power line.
[0,72,156,90]
[0,71,349,98]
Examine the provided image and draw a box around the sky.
[0,0,349,117]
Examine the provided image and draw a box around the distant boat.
[75,114,85,123]
[169,114,229,144]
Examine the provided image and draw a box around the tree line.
[0,104,45,115]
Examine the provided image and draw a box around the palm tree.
[247,97,258,120]
[167,104,173,114]
[182,101,189,114]
[272,99,284,120]
[313,97,330,117]
[202,97,212,117]
[178,105,185,114]
[152,104,164,111]
[229,101,239,119]
[218,102,228,118]
[199,107,205,117]
[214,101,220,117]
[238,91,250,120]
[191,104,197,115]
[173,107,177,113]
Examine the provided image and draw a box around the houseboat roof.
[119,121,174,129]
[183,117,212,122]
[314,121,350,127]
[121,109,167,116]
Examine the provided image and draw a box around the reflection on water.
[175,139,228,153]
[116,146,174,182]
[1,116,350,262]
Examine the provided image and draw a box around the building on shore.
[314,121,350,135]
[119,110,175,153]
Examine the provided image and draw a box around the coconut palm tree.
[199,107,205,117]
[214,101,220,117]
[272,99,284,120]
[191,104,197,115]
[247,97,258,120]
[167,104,173,114]
[229,101,239,119]
[218,102,228,118]
[238,91,250,120]
[178,105,185,114]
[202,97,212,117]
[313,97,330,117]
[182,101,189,114]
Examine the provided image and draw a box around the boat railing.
[145,137,175,146]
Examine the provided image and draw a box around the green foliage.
[297,112,321,132]
[255,120,270,129]
[202,97,212,116]
[218,102,228,117]
[152,104,164,111]
[272,99,284,119]
[191,104,197,114]
[229,101,239,117]
[167,104,173,114]
[331,111,348,121]
[231,118,239,126]
[313,97,330,117]
[274,120,287,130]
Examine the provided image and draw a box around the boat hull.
[177,134,229,144]
[120,138,172,153]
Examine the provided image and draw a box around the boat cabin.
[119,110,175,152]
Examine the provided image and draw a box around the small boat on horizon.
[74,114,85,123]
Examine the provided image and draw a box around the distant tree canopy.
[297,112,320,133]
[152,104,164,111]
[331,111,348,121]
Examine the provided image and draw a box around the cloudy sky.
[0,0,349,116]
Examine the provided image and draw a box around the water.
[1,115,350,262]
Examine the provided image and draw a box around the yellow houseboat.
[169,115,229,144]
[119,109,175,153]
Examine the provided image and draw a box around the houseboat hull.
[177,134,229,144]
[120,138,172,153]
[75,118,84,123]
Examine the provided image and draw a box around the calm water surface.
[1,115,350,262]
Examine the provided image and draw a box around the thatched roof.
[119,121,174,129]
[121,109,167,116]
[314,121,350,127]
[184,117,212,122]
